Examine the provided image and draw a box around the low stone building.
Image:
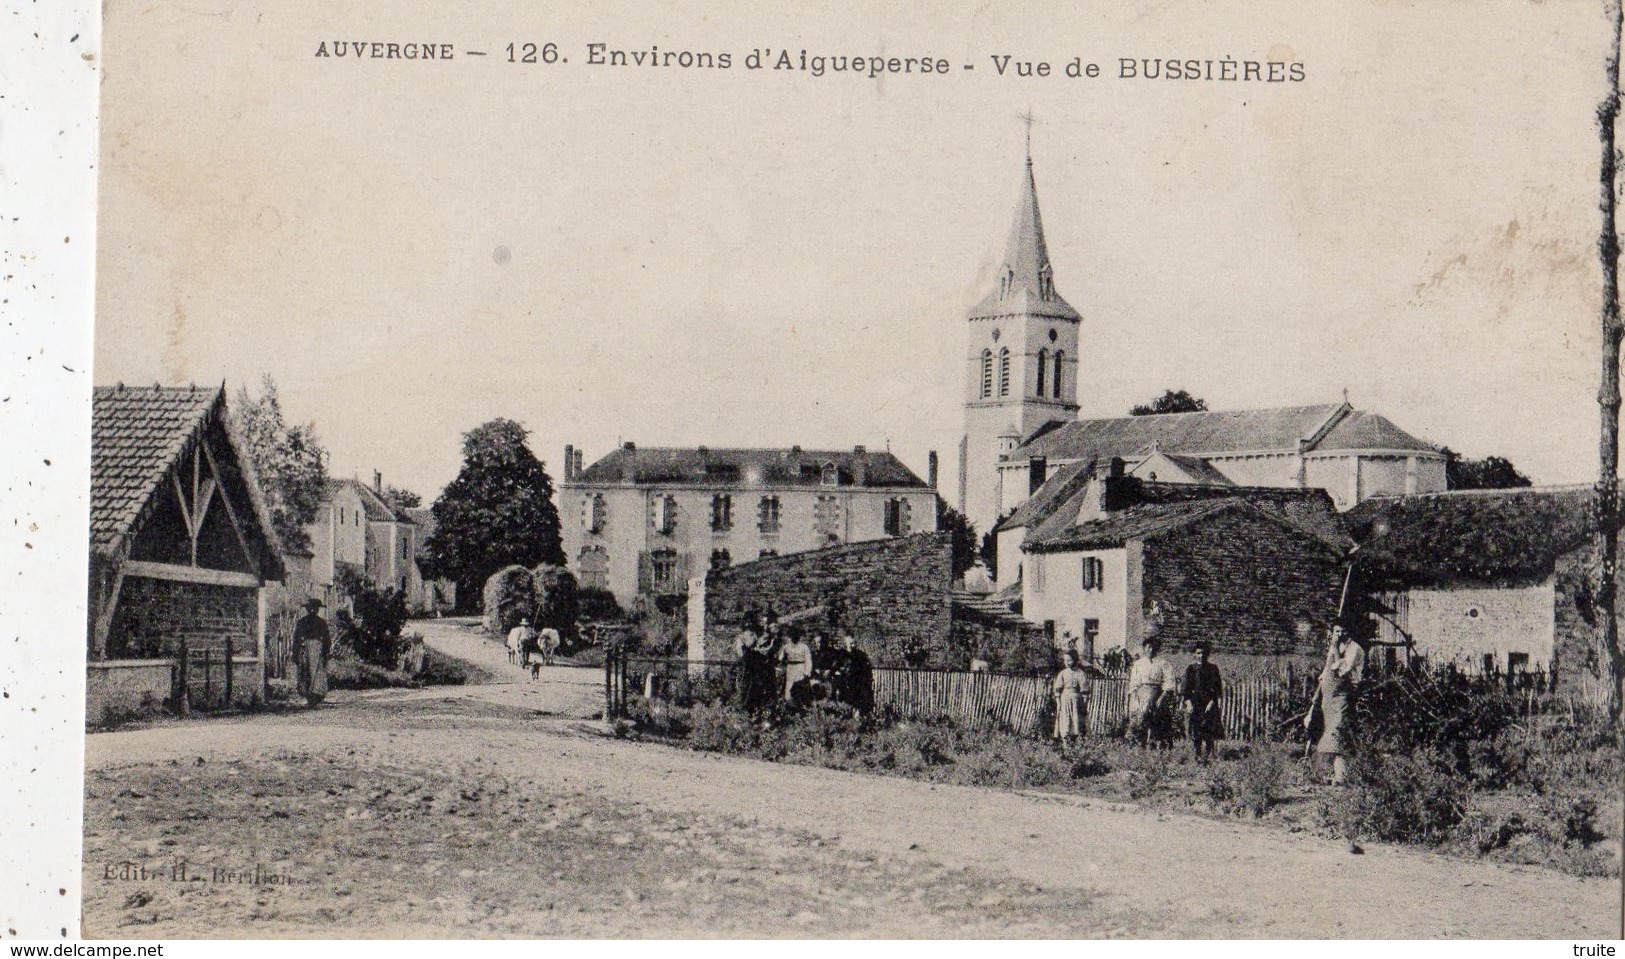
[1019,463,1350,668]
[87,384,285,723]
[1346,486,1618,700]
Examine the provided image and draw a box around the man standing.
[1182,641,1224,761]
[293,598,331,708]
[834,632,874,715]
[1127,635,1176,747]
[509,616,538,668]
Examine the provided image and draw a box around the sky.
[94,0,1611,507]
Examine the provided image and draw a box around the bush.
[1320,748,1468,845]
[688,702,760,753]
[334,580,411,668]
[482,565,536,635]
[577,586,624,623]
[1207,745,1288,818]
[532,564,579,637]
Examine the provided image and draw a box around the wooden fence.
[871,668,1051,737]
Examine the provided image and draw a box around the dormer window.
[1039,263,1054,300]
[821,462,838,487]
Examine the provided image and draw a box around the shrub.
[577,586,624,623]
[1118,747,1175,801]
[483,565,537,635]
[1320,748,1468,845]
[334,580,411,668]
[532,564,579,637]
[687,702,759,753]
[1206,745,1288,818]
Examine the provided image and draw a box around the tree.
[1441,449,1534,491]
[231,374,328,554]
[421,418,566,611]
[381,484,421,511]
[935,498,979,579]
[533,564,580,637]
[1596,0,1625,734]
[1130,389,1208,416]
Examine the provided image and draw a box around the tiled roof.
[91,385,223,554]
[995,459,1094,532]
[1009,403,1440,462]
[575,446,930,490]
[1026,481,1350,554]
[1345,485,1602,587]
[90,384,284,578]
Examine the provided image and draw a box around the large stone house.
[560,443,939,608]
[1346,487,1618,700]
[307,474,428,611]
[87,384,286,722]
[1017,460,1350,667]
[955,148,1447,536]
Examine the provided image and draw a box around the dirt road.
[82,620,1618,938]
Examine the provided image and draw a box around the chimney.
[1029,456,1048,496]
[574,448,583,478]
[1109,457,1126,479]
[853,444,866,454]
[373,470,382,492]
[623,441,636,451]
[564,444,574,482]
[927,450,939,491]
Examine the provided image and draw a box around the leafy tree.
[1441,448,1534,491]
[231,374,328,554]
[935,498,979,579]
[421,418,565,611]
[533,564,580,637]
[333,567,411,668]
[978,508,1015,576]
[381,484,422,511]
[1130,389,1208,416]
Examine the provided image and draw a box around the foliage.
[420,418,565,611]
[532,564,580,636]
[625,595,686,656]
[1130,389,1208,417]
[1206,745,1289,818]
[381,484,421,511]
[577,586,624,623]
[979,509,1015,575]
[231,374,329,554]
[1319,748,1468,845]
[1441,448,1534,491]
[333,574,411,668]
[936,499,980,580]
[482,565,537,635]
[1354,668,1527,777]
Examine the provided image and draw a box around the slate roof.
[1148,453,1233,486]
[1345,485,1603,588]
[575,446,930,489]
[1009,403,1440,462]
[967,158,1079,322]
[995,459,1094,532]
[328,478,407,523]
[951,587,1037,632]
[90,383,283,578]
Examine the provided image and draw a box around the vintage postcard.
[69,0,1625,940]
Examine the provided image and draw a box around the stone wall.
[1553,544,1621,705]
[85,660,172,726]
[107,576,258,660]
[703,532,953,666]
[1141,507,1343,656]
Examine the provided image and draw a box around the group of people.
[733,613,874,715]
[1051,625,1363,780]
[1049,635,1226,761]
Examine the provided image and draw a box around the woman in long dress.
[1309,626,1365,784]
[1052,650,1088,741]
[293,598,330,707]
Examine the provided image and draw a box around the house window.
[578,546,609,591]
[651,548,679,592]
[1030,553,1046,592]
[998,348,1011,397]
[884,497,912,537]
[821,462,839,487]
[1081,619,1100,663]
[758,495,781,533]
[1036,348,1048,397]
[709,548,731,572]
[587,493,607,534]
[980,349,993,399]
[1052,350,1064,399]
[655,494,678,535]
[711,493,733,532]
[1080,556,1104,591]
[1507,652,1530,673]
[814,495,842,543]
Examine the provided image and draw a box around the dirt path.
[81,620,1618,938]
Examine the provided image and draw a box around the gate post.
[224,635,234,708]
[175,637,190,716]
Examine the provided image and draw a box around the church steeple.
[969,155,1079,321]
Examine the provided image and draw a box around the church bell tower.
[957,148,1081,536]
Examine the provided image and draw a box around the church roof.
[1008,403,1441,462]
[575,446,931,490]
[1026,481,1349,554]
[968,158,1080,322]
[995,459,1094,532]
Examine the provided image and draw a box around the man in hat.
[293,597,331,707]
[1181,641,1224,761]
[509,615,538,668]
[1127,634,1176,747]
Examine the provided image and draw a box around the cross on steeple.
[1018,107,1040,161]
